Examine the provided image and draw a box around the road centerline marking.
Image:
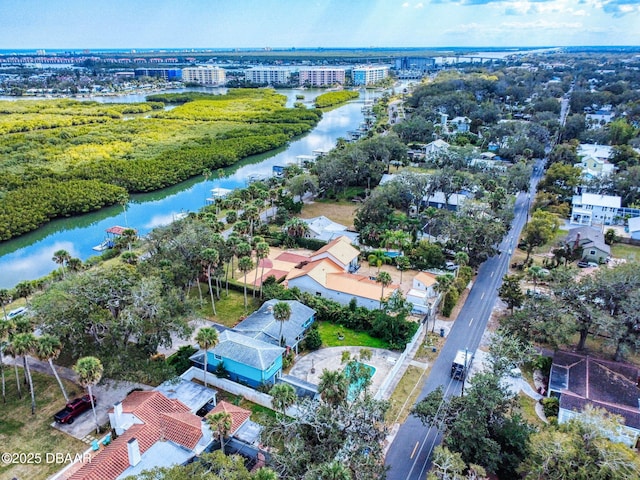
[410,441,420,459]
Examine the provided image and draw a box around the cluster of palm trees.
[0,314,103,432]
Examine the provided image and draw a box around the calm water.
[0,87,379,288]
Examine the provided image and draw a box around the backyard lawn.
[317,321,389,349]
[611,242,640,262]
[0,369,86,480]
[190,288,261,328]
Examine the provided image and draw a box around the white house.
[302,216,359,244]
[570,193,621,226]
[424,139,450,158]
[628,216,640,241]
[406,271,438,313]
[449,116,471,133]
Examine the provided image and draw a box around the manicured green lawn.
[611,243,640,262]
[0,368,86,480]
[190,288,261,328]
[317,321,389,349]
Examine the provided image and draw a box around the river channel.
[0,87,381,288]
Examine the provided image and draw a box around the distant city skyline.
[1,0,639,50]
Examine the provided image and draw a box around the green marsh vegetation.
[0,89,321,241]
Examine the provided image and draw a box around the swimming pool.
[344,361,376,401]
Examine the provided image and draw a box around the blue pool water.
[345,362,376,401]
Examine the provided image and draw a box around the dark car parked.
[54,395,96,424]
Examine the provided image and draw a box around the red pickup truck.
[54,395,96,424]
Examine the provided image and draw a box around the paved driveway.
[51,379,152,441]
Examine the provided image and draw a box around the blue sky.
[1,0,638,49]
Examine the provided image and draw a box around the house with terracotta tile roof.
[234,299,316,353]
[191,330,285,388]
[207,400,251,435]
[309,235,360,272]
[549,351,640,447]
[286,258,399,310]
[67,390,211,480]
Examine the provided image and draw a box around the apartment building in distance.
[299,67,346,87]
[245,67,291,85]
[134,68,182,81]
[352,65,389,86]
[182,66,226,85]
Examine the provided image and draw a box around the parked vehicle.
[577,261,598,268]
[54,395,96,424]
[7,307,27,319]
[451,350,473,380]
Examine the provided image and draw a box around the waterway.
[0,87,380,288]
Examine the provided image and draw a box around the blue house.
[191,330,285,388]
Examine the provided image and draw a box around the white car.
[7,307,27,319]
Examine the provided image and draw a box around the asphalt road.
[385,160,545,480]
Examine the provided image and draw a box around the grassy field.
[611,242,640,262]
[300,201,358,229]
[189,287,261,328]
[0,368,86,480]
[385,365,428,425]
[317,322,389,349]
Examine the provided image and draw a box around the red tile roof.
[68,391,204,480]
[207,400,251,434]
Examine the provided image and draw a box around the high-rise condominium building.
[352,65,389,86]
[299,67,346,87]
[182,66,226,85]
[245,67,291,85]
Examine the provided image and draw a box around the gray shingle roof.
[233,300,315,348]
[213,330,284,370]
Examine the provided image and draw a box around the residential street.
[384,159,545,480]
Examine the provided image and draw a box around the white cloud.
[415,2,424,7]
[402,2,410,7]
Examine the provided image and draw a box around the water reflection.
[0,93,376,288]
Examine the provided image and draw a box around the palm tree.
[66,257,83,273]
[527,265,547,295]
[0,289,11,320]
[120,228,137,252]
[14,281,33,307]
[454,251,469,268]
[4,327,21,399]
[238,256,254,310]
[12,332,37,414]
[376,271,392,308]
[52,249,71,278]
[396,256,411,284]
[73,356,103,434]
[117,193,130,227]
[226,234,241,282]
[273,301,292,348]
[0,320,13,403]
[34,335,69,402]
[195,327,219,388]
[283,217,309,239]
[256,242,270,298]
[208,411,232,454]
[201,248,220,316]
[310,460,352,480]
[269,383,297,415]
[318,369,348,407]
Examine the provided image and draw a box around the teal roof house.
[191,330,285,388]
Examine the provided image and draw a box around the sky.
[0,0,639,50]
